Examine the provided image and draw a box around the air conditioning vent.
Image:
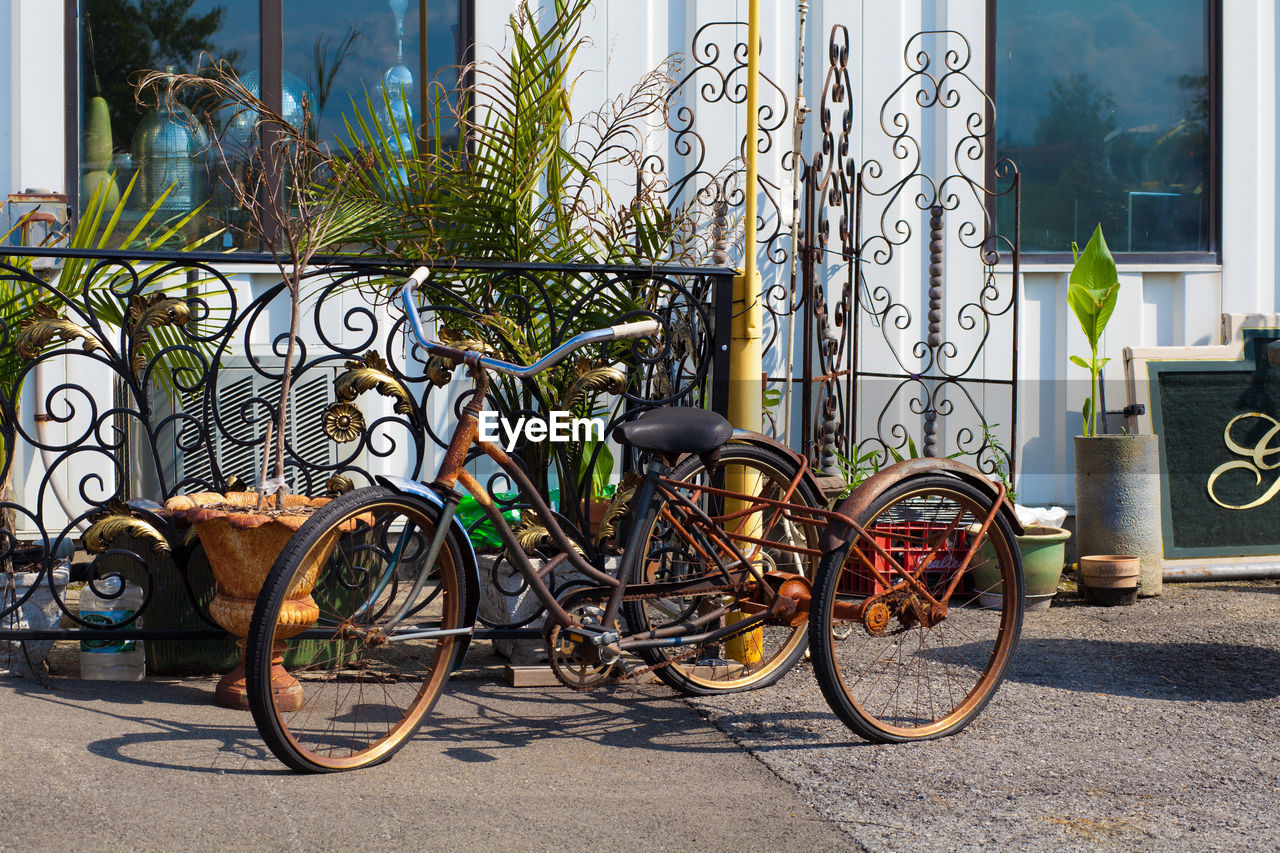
[164,357,352,497]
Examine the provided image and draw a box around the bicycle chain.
[555,583,766,683]
[616,604,769,682]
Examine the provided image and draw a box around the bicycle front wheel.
[623,442,824,695]
[245,486,470,772]
[808,474,1023,742]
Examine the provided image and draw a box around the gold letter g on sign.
[1207,413,1280,509]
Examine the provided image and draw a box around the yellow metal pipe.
[728,0,763,434]
[725,0,764,665]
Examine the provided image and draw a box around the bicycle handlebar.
[398,270,660,378]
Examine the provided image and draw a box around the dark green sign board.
[1143,327,1280,559]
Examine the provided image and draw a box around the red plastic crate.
[838,521,969,596]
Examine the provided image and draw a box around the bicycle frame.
[375,347,1010,652]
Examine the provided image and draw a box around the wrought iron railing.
[0,20,1023,666]
[0,248,732,657]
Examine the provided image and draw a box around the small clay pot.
[1079,554,1139,606]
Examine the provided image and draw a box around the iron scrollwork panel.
[800,26,1021,486]
[0,250,729,646]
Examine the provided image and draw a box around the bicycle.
[243,268,828,771]
[244,269,1024,772]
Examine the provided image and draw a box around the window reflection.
[79,0,257,234]
[78,1,467,246]
[284,0,465,149]
[995,0,1212,254]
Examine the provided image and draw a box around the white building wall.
[7,0,65,204]
[1,1,1277,511]
[0,2,13,230]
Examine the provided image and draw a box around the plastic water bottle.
[79,576,145,681]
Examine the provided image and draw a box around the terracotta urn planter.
[163,491,329,710]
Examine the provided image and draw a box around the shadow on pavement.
[1,674,775,774]
[1005,638,1280,701]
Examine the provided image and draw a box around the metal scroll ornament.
[15,302,103,360]
[333,350,417,426]
[83,500,170,555]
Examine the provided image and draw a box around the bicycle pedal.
[562,623,621,648]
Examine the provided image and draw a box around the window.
[993,0,1217,256]
[283,0,467,148]
[71,0,471,241]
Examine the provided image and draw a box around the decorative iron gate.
[796,26,1021,486]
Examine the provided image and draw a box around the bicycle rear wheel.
[245,486,469,772]
[623,442,823,695]
[808,474,1023,742]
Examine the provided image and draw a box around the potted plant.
[962,427,1071,610]
[135,62,372,707]
[317,1,717,662]
[1068,225,1162,601]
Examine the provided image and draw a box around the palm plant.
[326,0,716,525]
[0,174,218,559]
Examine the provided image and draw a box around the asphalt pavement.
[3,579,1279,852]
[0,645,848,852]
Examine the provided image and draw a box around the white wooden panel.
[12,1,64,194]
[1139,272,1178,347]
[0,2,13,229]
[1182,270,1221,346]
[1221,0,1277,314]
[1016,270,1072,505]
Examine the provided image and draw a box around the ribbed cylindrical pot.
[1074,435,1164,597]
[972,525,1070,611]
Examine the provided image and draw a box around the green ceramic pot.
[971,525,1070,611]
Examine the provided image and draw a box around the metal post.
[728,0,763,435]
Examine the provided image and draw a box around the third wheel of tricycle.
[808,474,1024,742]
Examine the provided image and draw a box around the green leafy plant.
[831,446,884,500]
[979,422,1017,504]
[321,0,719,527]
[1067,224,1121,437]
[830,437,965,501]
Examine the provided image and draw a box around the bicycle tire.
[245,485,469,772]
[808,474,1023,742]
[623,442,823,695]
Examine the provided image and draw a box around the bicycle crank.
[547,603,622,692]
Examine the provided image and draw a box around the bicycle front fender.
[375,475,482,671]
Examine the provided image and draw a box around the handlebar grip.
[406,266,431,287]
[609,319,662,340]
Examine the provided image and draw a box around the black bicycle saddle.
[613,407,733,455]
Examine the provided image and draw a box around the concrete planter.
[1073,435,1163,598]
[1,564,71,677]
